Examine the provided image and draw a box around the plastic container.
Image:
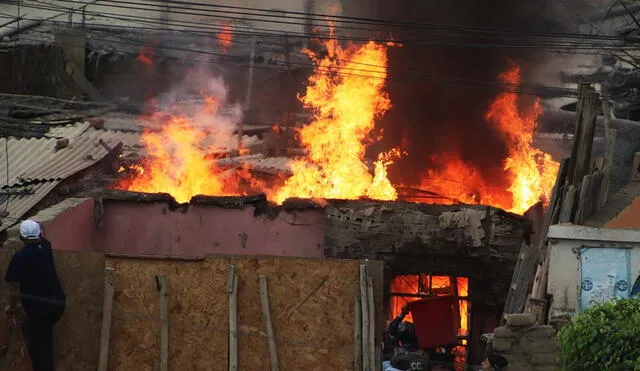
[407,296,460,349]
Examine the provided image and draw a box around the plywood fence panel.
[0,248,104,371]
[105,256,362,370]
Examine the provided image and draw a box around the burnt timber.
[323,200,531,305]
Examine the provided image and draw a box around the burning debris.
[114,35,559,215]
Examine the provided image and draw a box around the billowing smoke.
[367,0,586,185]
[145,68,243,149]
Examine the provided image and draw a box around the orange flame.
[417,64,559,214]
[217,22,233,51]
[272,39,399,203]
[115,93,264,203]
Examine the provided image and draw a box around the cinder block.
[494,326,519,338]
[530,353,559,365]
[492,338,515,353]
[505,313,537,327]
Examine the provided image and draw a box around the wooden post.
[527,158,569,313]
[259,276,279,371]
[569,84,598,187]
[157,275,169,371]
[97,267,115,371]
[359,264,370,371]
[367,277,375,371]
[354,295,362,371]
[240,36,257,152]
[600,128,616,207]
[228,266,238,371]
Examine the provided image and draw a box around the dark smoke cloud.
[369,0,574,185]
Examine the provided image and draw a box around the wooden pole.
[228,266,238,371]
[157,275,169,371]
[97,267,115,371]
[366,276,376,371]
[354,295,362,371]
[359,264,370,371]
[570,84,598,187]
[240,36,257,152]
[259,275,279,371]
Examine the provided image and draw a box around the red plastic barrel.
[406,296,460,349]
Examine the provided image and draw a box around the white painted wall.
[547,224,640,321]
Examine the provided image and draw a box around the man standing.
[4,219,66,371]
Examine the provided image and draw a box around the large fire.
[417,66,559,214]
[272,39,398,203]
[116,37,558,215]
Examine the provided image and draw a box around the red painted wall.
[93,200,325,258]
[39,198,97,252]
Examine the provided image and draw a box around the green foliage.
[558,299,640,371]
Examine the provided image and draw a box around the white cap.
[20,219,41,239]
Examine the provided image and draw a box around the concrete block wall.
[491,314,560,371]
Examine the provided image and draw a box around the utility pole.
[240,35,257,153]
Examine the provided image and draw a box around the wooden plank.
[571,85,598,186]
[527,158,569,308]
[259,275,279,371]
[64,61,104,101]
[503,243,536,314]
[600,128,617,207]
[97,267,115,371]
[367,277,375,371]
[157,275,169,371]
[559,185,577,223]
[359,264,370,371]
[228,266,238,371]
[354,295,362,371]
[631,152,640,182]
[575,174,594,224]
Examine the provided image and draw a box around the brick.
[530,353,559,365]
[505,313,537,327]
[521,340,561,355]
[522,328,557,344]
[494,326,519,339]
[492,338,514,353]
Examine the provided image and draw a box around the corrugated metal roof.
[0,126,122,184]
[0,123,123,230]
[0,181,60,232]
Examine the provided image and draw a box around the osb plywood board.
[0,248,104,370]
[105,256,363,370]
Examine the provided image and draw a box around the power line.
[12,30,580,98]
[7,3,637,56]
[8,0,638,54]
[49,0,636,43]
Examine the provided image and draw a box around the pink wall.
[39,199,98,252]
[94,200,325,258]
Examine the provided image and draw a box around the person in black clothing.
[4,219,66,371]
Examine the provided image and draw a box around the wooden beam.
[559,186,577,223]
[228,266,238,371]
[600,128,617,207]
[359,264,370,371]
[367,276,376,371]
[97,267,115,371]
[259,276,279,371]
[354,295,362,371]
[570,84,598,187]
[157,275,169,371]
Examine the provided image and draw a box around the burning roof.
[113,36,559,215]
